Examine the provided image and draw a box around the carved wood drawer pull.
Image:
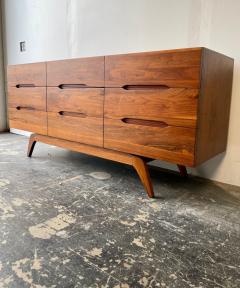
[16,106,35,111]
[122,118,168,128]
[58,84,87,89]
[58,111,87,118]
[122,85,169,91]
[16,84,36,88]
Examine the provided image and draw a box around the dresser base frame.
[27,134,187,198]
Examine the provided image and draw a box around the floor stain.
[29,213,76,239]
[89,171,112,180]
[0,179,10,188]
[87,247,103,257]
[0,196,15,220]
[12,198,28,207]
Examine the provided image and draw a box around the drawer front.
[105,88,198,128]
[47,87,103,116]
[48,113,103,147]
[105,48,201,88]
[47,57,104,87]
[8,87,46,111]
[104,118,195,166]
[104,87,197,165]
[8,62,46,87]
[9,108,47,135]
[47,88,104,147]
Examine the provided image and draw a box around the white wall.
[4,0,192,63]
[3,0,240,186]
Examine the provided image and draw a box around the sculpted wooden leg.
[132,157,154,198]
[26,134,155,198]
[177,164,188,177]
[27,134,37,157]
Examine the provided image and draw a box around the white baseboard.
[10,128,32,137]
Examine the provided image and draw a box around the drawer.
[47,87,104,147]
[8,107,47,135]
[105,88,198,128]
[48,112,103,147]
[47,87,103,116]
[105,48,202,88]
[8,87,46,111]
[8,62,46,87]
[104,118,195,166]
[47,56,104,87]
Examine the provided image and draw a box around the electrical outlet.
[20,41,26,52]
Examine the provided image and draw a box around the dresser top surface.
[7,47,234,70]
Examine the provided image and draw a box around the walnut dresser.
[7,48,234,198]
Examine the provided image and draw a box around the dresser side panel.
[195,48,234,165]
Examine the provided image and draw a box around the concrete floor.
[0,133,240,288]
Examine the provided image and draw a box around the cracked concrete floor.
[0,132,240,288]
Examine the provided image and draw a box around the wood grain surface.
[8,108,47,135]
[104,118,195,166]
[48,112,103,147]
[8,87,46,111]
[195,48,234,165]
[47,87,104,147]
[47,56,104,87]
[47,87,104,116]
[8,62,46,87]
[105,48,202,88]
[104,88,198,128]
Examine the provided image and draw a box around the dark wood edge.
[0,129,10,133]
[27,134,37,157]
[177,164,188,178]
